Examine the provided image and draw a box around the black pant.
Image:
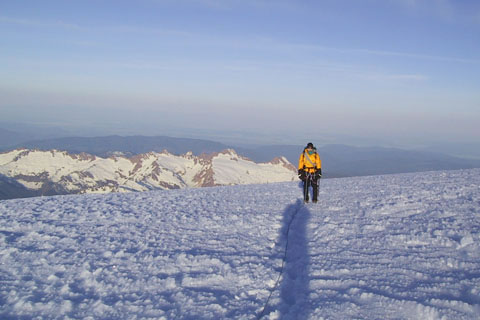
[303,178,319,202]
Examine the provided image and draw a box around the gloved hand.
[298,169,306,180]
[314,169,322,180]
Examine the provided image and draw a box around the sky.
[1,0,479,146]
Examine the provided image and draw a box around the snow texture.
[0,169,479,319]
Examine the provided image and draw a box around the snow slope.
[0,169,479,319]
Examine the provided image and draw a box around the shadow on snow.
[260,199,312,319]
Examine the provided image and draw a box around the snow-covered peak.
[269,156,297,171]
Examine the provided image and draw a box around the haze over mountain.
[4,135,229,158]
[2,121,480,160]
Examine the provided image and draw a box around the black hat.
[306,142,314,149]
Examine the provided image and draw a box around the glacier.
[0,168,479,319]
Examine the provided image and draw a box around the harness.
[302,150,317,170]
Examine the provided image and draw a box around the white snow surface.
[1,168,479,319]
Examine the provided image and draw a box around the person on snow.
[298,142,322,203]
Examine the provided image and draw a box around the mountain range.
[0,148,296,200]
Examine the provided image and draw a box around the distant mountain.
[0,123,76,149]
[318,144,480,178]
[0,128,35,149]
[419,142,480,160]
[237,145,301,165]
[5,135,230,157]
[0,149,297,200]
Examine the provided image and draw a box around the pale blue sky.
[1,0,479,146]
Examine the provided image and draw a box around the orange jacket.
[298,149,321,173]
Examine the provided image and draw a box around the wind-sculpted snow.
[0,169,479,319]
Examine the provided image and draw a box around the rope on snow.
[256,200,303,319]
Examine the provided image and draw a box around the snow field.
[0,168,479,319]
[303,170,480,320]
[0,184,294,319]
